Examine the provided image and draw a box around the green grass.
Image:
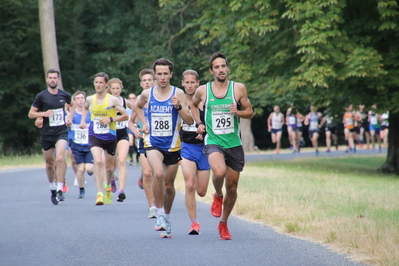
[235,155,399,265]
[0,153,44,169]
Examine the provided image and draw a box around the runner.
[368,105,382,152]
[380,111,389,149]
[129,69,157,219]
[69,91,94,198]
[79,72,128,205]
[356,105,370,150]
[343,104,356,153]
[304,106,324,156]
[135,60,193,238]
[107,78,134,202]
[28,69,72,205]
[180,70,211,235]
[267,106,284,154]
[286,106,298,153]
[324,109,338,152]
[127,93,139,166]
[191,52,254,240]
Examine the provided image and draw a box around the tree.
[162,0,399,173]
[39,0,63,89]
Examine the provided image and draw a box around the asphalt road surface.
[1,149,378,266]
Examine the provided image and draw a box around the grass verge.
[175,154,399,266]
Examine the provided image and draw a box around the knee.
[185,180,195,192]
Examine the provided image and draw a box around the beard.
[48,82,57,89]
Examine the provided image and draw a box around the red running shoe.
[218,222,232,240]
[62,181,68,193]
[188,221,200,235]
[211,193,223,218]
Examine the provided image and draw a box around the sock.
[157,207,164,216]
[164,213,170,219]
[57,182,64,191]
[49,182,56,190]
[191,219,198,223]
[119,190,124,194]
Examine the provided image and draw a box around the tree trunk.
[38,0,63,89]
[379,111,399,175]
[240,118,256,152]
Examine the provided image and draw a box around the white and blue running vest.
[143,86,182,152]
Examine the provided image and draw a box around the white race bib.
[371,116,377,125]
[151,113,172,137]
[345,118,353,126]
[49,108,65,127]
[74,128,89,144]
[310,121,318,130]
[93,117,110,134]
[212,112,234,135]
[289,116,296,124]
[116,120,126,130]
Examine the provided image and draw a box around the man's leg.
[146,149,166,210]
[220,167,240,223]
[55,139,68,183]
[181,158,198,221]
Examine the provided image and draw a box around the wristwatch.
[175,104,182,111]
[195,122,204,128]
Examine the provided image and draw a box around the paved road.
[0,150,376,266]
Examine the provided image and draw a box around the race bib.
[371,116,377,125]
[212,112,233,135]
[151,113,172,137]
[74,128,89,144]
[288,116,296,125]
[116,120,126,130]
[345,118,353,126]
[49,108,65,127]
[310,121,318,130]
[93,117,110,134]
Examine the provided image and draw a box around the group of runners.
[267,104,389,155]
[28,52,254,240]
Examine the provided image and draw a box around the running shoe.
[154,214,166,231]
[379,146,382,153]
[62,182,69,193]
[326,148,331,153]
[104,185,112,205]
[111,179,117,193]
[188,221,200,235]
[51,190,58,205]
[138,174,143,189]
[218,222,232,240]
[211,193,223,218]
[292,150,297,154]
[78,188,85,199]
[160,218,172,238]
[276,149,280,154]
[315,149,319,156]
[148,207,157,219]
[117,191,126,202]
[95,192,104,205]
[87,171,93,176]
[56,190,65,201]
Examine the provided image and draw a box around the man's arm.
[172,89,193,126]
[232,83,253,119]
[135,90,150,134]
[191,85,206,134]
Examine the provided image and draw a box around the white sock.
[49,183,56,190]
[57,182,64,191]
[157,207,164,216]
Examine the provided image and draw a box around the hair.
[94,72,109,83]
[209,52,228,70]
[72,90,86,101]
[47,68,60,77]
[182,69,199,81]
[152,58,174,73]
[139,69,155,80]
[107,78,124,90]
